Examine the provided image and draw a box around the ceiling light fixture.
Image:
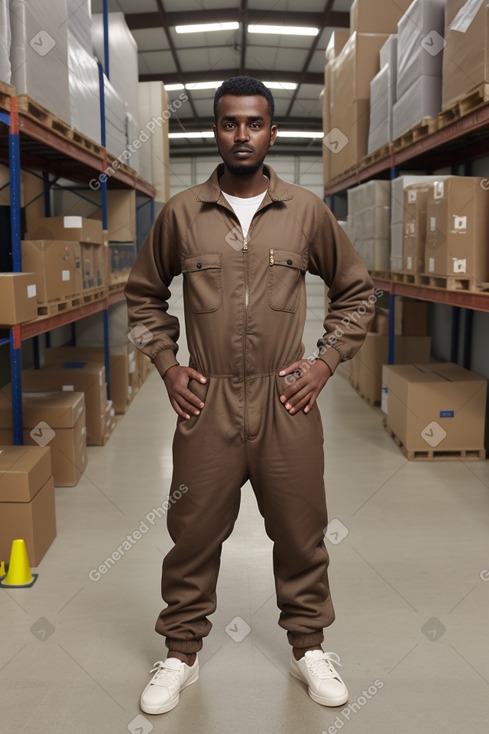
[185,81,224,90]
[164,84,185,91]
[248,24,319,37]
[175,22,240,34]
[169,131,215,138]
[262,81,297,90]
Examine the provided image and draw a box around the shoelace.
[306,652,342,680]
[149,660,181,687]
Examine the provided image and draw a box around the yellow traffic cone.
[0,539,38,588]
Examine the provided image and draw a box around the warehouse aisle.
[2,277,489,734]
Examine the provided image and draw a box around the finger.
[170,397,191,420]
[284,385,313,412]
[178,387,205,410]
[278,361,302,377]
[187,367,207,383]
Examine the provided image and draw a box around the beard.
[223,157,266,177]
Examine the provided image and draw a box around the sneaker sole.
[290,667,349,707]
[140,670,199,715]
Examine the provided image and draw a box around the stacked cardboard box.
[403,182,433,273]
[0,445,56,566]
[393,0,445,139]
[390,175,450,272]
[424,178,489,282]
[44,345,135,414]
[22,362,109,446]
[323,30,350,185]
[368,35,398,152]
[350,299,430,405]
[349,0,414,34]
[0,390,87,487]
[25,216,105,294]
[347,180,391,270]
[442,0,489,109]
[138,82,171,202]
[382,362,487,457]
[21,241,83,302]
[67,32,101,145]
[0,273,38,325]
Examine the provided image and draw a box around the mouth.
[232,148,254,157]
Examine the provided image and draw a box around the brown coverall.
[125,164,375,653]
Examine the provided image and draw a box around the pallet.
[349,378,380,408]
[390,271,417,285]
[438,83,489,130]
[106,153,138,178]
[0,81,15,112]
[360,142,393,169]
[383,419,485,461]
[16,95,104,158]
[36,287,108,316]
[392,117,439,152]
[414,273,489,292]
[369,270,393,281]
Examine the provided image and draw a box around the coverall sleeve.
[124,205,182,378]
[308,205,376,375]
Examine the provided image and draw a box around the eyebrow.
[221,115,265,122]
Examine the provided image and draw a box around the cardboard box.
[26,216,104,245]
[392,74,443,139]
[92,243,106,288]
[22,362,107,446]
[424,177,489,280]
[21,240,83,301]
[326,30,350,62]
[442,0,489,108]
[0,444,52,502]
[396,0,445,100]
[0,273,38,325]
[348,180,391,211]
[350,0,414,34]
[43,346,132,414]
[330,98,370,179]
[354,239,390,271]
[323,63,332,186]
[0,474,56,566]
[372,300,428,337]
[0,390,87,487]
[352,334,432,404]
[403,183,432,273]
[382,362,487,453]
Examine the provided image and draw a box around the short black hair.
[214,76,275,121]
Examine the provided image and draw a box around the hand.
[278,359,332,415]
[163,365,207,420]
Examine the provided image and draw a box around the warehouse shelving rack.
[324,100,489,367]
[0,17,156,444]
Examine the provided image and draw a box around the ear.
[213,124,217,141]
[269,124,278,148]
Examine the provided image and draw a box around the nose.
[235,123,249,142]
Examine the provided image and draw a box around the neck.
[219,166,269,198]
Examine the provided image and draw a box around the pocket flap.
[269,249,306,270]
[182,252,222,273]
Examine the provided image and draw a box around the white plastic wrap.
[68,32,101,144]
[354,239,390,271]
[393,74,442,138]
[368,65,392,152]
[92,13,140,126]
[397,0,445,100]
[0,0,10,83]
[348,180,391,212]
[9,0,71,123]
[125,112,140,175]
[67,0,92,55]
[104,74,127,157]
[449,0,485,32]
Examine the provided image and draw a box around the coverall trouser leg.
[155,374,335,653]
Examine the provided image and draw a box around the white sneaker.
[140,656,199,714]
[290,650,348,706]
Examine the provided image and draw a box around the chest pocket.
[182,252,222,313]
[267,249,306,313]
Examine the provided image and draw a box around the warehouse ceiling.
[91,0,354,155]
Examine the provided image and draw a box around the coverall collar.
[196,163,294,204]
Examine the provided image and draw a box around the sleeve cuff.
[317,345,342,375]
[152,349,179,378]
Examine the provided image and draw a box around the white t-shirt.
[221,190,267,238]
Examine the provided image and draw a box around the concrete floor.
[2,276,489,734]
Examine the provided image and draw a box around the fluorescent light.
[262,81,297,90]
[176,22,239,34]
[169,131,215,138]
[248,24,319,37]
[165,84,185,91]
[185,81,224,90]
[278,131,324,138]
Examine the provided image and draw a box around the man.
[125,76,375,716]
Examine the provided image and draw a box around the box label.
[62,385,75,391]
[430,217,437,232]
[62,270,70,281]
[407,256,413,271]
[429,258,435,273]
[434,181,444,199]
[440,411,455,418]
[452,258,467,273]
[381,387,388,414]
[452,215,467,232]
[27,284,37,298]
[63,216,83,228]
